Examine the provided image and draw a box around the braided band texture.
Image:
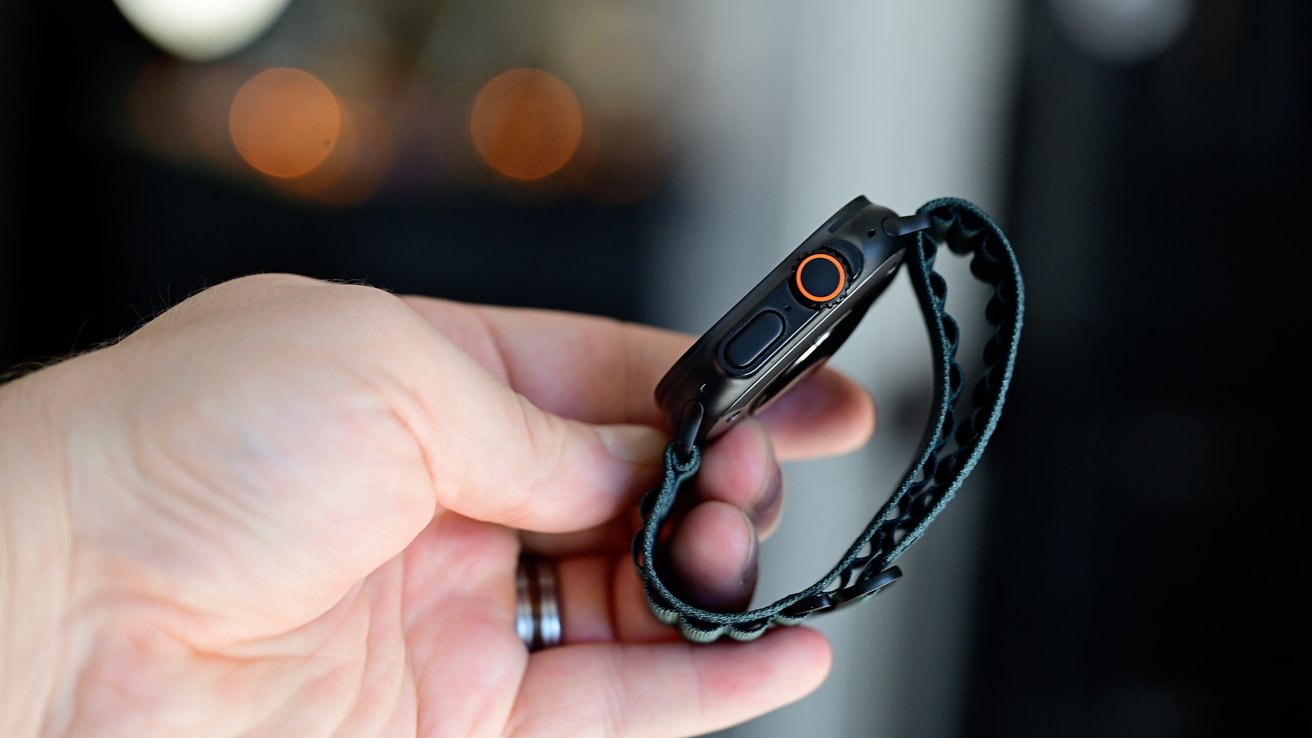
[633,198,1024,642]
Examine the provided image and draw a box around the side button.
[723,310,786,369]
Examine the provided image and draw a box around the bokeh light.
[113,0,293,62]
[272,100,394,205]
[468,68,583,181]
[1051,0,1194,63]
[229,68,342,179]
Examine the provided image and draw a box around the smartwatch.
[633,195,1025,642]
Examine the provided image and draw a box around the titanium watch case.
[656,196,933,456]
[638,194,1024,642]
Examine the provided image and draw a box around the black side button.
[724,311,786,369]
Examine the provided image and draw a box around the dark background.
[2,1,1306,736]
[969,2,1305,735]
[0,0,666,373]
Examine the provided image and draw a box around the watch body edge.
[655,196,909,445]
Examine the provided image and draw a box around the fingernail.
[739,510,759,589]
[752,464,783,523]
[742,417,780,519]
[596,424,667,465]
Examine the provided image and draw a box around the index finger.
[400,296,874,461]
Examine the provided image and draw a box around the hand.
[0,274,874,737]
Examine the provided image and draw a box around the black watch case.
[655,196,929,450]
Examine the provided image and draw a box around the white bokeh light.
[1051,0,1195,64]
[113,0,294,61]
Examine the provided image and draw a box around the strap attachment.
[634,197,1024,642]
[883,212,933,237]
[673,400,703,466]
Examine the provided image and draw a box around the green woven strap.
[633,197,1025,642]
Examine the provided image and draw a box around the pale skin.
[0,274,876,737]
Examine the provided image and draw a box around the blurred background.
[1,0,1305,736]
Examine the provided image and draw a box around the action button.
[724,310,786,369]
[794,252,847,304]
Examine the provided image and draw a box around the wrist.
[0,369,77,737]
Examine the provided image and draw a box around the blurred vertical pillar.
[649,1,1021,736]
[0,1,125,373]
[0,0,15,359]
[964,1,1308,736]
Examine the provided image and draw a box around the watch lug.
[882,213,933,237]
[674,400,704,464]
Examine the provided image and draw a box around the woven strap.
[633,197,1025,642]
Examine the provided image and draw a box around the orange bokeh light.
[272,100,394,205]
[229,67,341,178]
[469,68,583,181]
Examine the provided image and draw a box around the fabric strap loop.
[633,197,1024,642]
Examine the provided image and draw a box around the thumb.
[429,376,668,532]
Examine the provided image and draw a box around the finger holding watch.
[402,297,876,647]
[515,414,793,647]
[0,277,871,736]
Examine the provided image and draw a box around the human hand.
[0,274,874,737]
